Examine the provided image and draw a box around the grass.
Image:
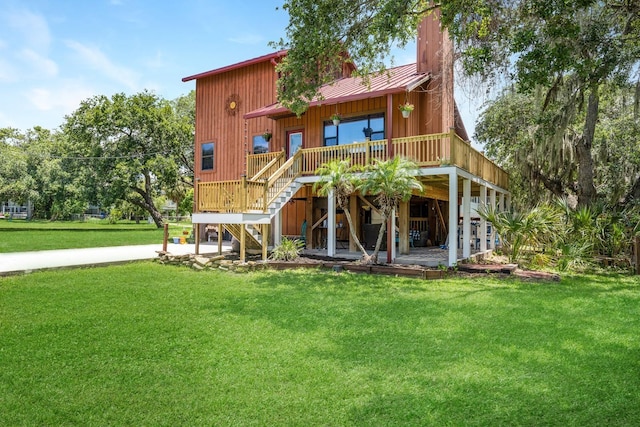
[1,263,639,425]
[0,219,191,252]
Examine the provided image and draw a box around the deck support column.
[239,224,246,263]
[489,189,497,250]
[217,224,223,255]
[305,192,313,249]
[399,201,410,255]
[327,189,336,257]
[194,223,200,255]
[448,169,458,266]
[390,208,397,262]
[480,186,487,253]
[261,223,268,261]
[273,211,282,246]
[462,179,471,259]
[506,193,512,212]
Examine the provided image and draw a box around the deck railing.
[198,132,508,212]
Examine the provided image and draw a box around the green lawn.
[1,263,639,425]
[0,219,191,252]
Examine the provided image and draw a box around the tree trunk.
[575,87,599,207]
[128,171,164,228]
[339,204,370,259]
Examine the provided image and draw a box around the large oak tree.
[63,91,193,227]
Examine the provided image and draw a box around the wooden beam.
[240,224,246,263]
[357,195,381,215]
[305,192,313,249]
[261,224,268,261]
[434,200,447,236]
[399,201,409,255]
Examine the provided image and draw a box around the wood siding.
[194,60,278,183]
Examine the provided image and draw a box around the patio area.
[303,246,489,267]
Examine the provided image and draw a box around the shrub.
[271,237,305,261]
[108,208,123,224]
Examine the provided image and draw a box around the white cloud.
[26,81,94,114]
[7,9,51,50]
[228,34,264,45]
[19,49,58,77]
[65,40,140,91]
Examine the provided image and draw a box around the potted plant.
[399,102,414,118]
[262,130,272,142]
[362,127,373,140]
[331,113,341,126]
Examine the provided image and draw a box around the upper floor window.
[323,114,384,146]
[252,135,269,154]
[202,142,214,170]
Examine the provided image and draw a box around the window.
[252,135,269,154]
[323,114,385,146]
[201,142,214,170]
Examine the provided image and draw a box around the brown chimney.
[416,9,455,134]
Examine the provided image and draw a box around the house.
[181,12,509,266]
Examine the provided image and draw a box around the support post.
[241,175,247,212]
[480,185,487,252]
[390,208,397,262]
[261,223,268,261]
[194,223,200,255]
[239,225,246,263]
[489,189,497,250]
[399,201,409,255]
[273,211,282,246]
[462,179,471,259]
[327,189,336,257]
[217,224,223,255]
[162,223,169,252]
[305,191,313,249]
[448,170,458,266]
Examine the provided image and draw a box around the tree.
[359,157,423,263]
[275,0,640,206]
[477,82,640,208]
[313,159,370,259]
[63,91,193,227]
[272,0,434,115]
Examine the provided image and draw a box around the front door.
[287,130,303,158]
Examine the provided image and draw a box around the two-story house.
[182,12,509,266]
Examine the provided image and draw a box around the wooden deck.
[197,132,508,213]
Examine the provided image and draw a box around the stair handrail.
[265,150,304,207]
[249,151,285,181]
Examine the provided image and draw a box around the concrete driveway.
[0,242,231,276]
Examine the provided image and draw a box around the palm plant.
[313,159,370,259]
[478,203,561,264]
[358,157,423,263]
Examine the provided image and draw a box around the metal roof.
[181,50,288,82]
[244,63,430,119]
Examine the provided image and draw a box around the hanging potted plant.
[331,113,341,126]
[362,126,373,140]
[262,130,272,142]
[399,102,414,118]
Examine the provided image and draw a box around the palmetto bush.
[478,203,560,264]
[481,198,639,270]
[270,237,305,261]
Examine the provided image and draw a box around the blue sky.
[0,0,481,140]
